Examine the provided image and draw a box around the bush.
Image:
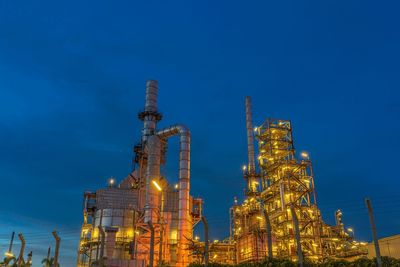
[188,256,400,267]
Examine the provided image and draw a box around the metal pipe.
[8,231,15,256]
[98,226,105,266]
[366,198,382,267]
[52,231,61,267]
[141,80,160,141]
[261,203,273,259]
[290,205,303,267]
[148,221,155,267]
[144,135,161,223]
[159,191,165,266]
[245,96,256,173]
[17,234,25,267]
[157,125,191,267]
[201,216,209,267]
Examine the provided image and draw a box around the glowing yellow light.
[254,127,258,132]
[213,254,218,259]
[301,151,309,159]
[213,239,219,243]
[174,184,179,189]
[135,230,140,235]
[312,244,318,247]
[152,180,162,191]
[347,228,353,232]
[4,252,13,257]
[108,177,115,186]
[170,230,178,240]
[195,236,199,240]
[242,165,247,171]
[256,216,263,220]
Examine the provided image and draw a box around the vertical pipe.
[144,135,161,223]
[142,80,160,142]
[261,203,273,259]
[280,182,286,211]
[245,96,256,173]
[201,216,209,267]
[156,125,191,267]
[8,231,15,255]
[366,198,382,267]
[52,231,61,267]
[159,191,164,266]
[148,221,155,267]
[46,246,51,263]
[290,205,303,267]
[99,226,105,265]
[17,234,25,267]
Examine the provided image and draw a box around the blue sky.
[1,0,400,266]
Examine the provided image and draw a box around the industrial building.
[77,80,368,266]
[367,235,400,259]
[77,81,202,267]
[227,97,368,263]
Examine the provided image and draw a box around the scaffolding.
[229,103,368,264]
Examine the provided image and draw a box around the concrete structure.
[77,81,203,267]
[368,235,400,259]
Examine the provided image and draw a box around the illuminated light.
[4,252,13,257]
[312,244,318,247]
[213,239,219,243]
[108,177,115,187]
[213,254,218,259]
[360,242,367,246]
[195,236,199,241]
[242,165,247,171]
[170,230,178,240]
[174,184,179,189]
[135,231,140,235]
[347,228,353,232]
[300,151,309,159]
[254,127,258,132]
[256,216,263,220]
[332,238,339,241]
[152,180,162,191]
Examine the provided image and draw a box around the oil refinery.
[77,80,368,266]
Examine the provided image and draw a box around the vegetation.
[0,256,16,267]
[188,256,400,267]
[41,257,59,267]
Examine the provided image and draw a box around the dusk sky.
[1,1,400,266]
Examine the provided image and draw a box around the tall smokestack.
[245,96,256,173]
[139,80,162,141]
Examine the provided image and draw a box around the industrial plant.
[76,80,370,266]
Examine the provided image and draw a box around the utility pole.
[201,216,209,267]
[17,233,25,267]
[290,205,303,267]
[148,221,155,267]
[52,231,61,267]
[365,198,382,267]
